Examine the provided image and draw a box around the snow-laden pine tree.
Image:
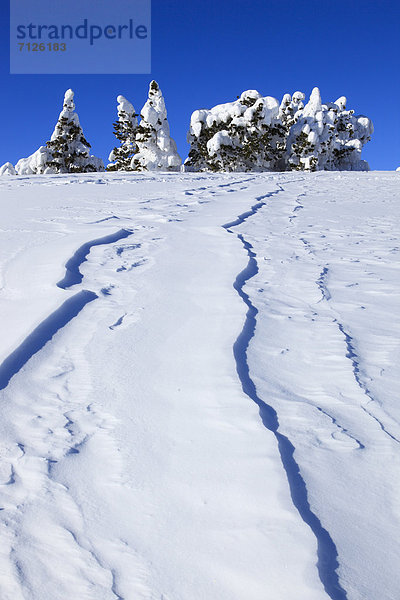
[131,81,181,172]
[285,88,373,171]
[15,90,103,175]
[285,87,324,171]
[275,91,305,169]
[45,90,103,173]
[185,91,286,172]
[107,95,138,171]
[327,99,373,170]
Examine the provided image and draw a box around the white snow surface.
[0,171,399,600]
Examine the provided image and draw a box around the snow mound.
[15,146,54,175]
[0,162,17,176]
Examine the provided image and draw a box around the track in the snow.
[223,188,348,600]
[57,228,133,289]
[0,290,97,391]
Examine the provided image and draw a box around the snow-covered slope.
[0,171,398,600]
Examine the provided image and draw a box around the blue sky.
[1,0,399,170]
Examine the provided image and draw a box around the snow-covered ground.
[0,171,398,600]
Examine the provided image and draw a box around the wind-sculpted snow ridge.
[57,228,133,289]
[315,406,365,450]
[183,175,258,198]
[223,193,348,600]
[223,191,281,229]
[0,291,97,391]
[0,226,135,391]
[316,264,400,445]
[336,321,400,445]
[317,267,332,301]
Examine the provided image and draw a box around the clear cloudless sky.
[0,0,399,170]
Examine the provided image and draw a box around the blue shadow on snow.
[57,228,133,289]
[0,290,97,391]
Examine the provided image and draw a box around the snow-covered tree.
[327,102,373,171]
[185,90,285,172]
[285,88,373,171]
[45,90,103,173]
[107,95,138,171]
[0,162,16,176]
[131,81,181,172]
[15,90,103,175]
[285,87,324,171]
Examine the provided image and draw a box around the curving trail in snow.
[0,171,399,600]
[0,290,97,391]
[223,195,347,600]
[57,228,133,289]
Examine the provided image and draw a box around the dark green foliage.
[288,130,317,171]
[187,89,373,173]
[107,109,138,172]
[45,117,96,173]
[186,95,288,172]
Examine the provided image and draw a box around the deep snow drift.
[0,171,399,600]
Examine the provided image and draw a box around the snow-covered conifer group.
[186,87,373,172]
[107,81,181,172]
[1,83,374,176]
